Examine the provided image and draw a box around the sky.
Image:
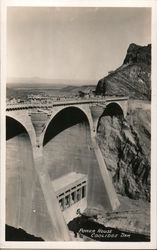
[7,7,151,85]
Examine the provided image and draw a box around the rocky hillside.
[97,100,150,201]
[96,43,151,100]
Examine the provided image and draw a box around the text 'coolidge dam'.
[6,96,129,240]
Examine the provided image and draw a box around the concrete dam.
[6,97,128,241]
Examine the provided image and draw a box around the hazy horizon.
[7,7,151,86]
[7,76,97,86]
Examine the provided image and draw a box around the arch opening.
[97,102,124,132]
[6,116,28,140]
[43,107,90,146]
[103,103,124,117]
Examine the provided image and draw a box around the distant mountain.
[7,77,96,87]
[95,43,151,99]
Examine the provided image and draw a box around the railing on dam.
[6,96,129,111]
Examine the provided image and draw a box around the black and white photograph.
[0,0,157,249]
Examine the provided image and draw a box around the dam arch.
[6,112,36,147]
[43,105,92,146]
[6,115,30,141]
[103,102,124,116]
[97,102,124,132]
[6,116,35,230]
[42,106,92,177]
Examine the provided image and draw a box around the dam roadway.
[6,96,128,110]
[6,96,128,241]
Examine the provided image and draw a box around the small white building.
[52,172,87,223]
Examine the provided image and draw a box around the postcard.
[0,0,157,249]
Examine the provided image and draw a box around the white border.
[1,0,157,249]
[0,0,7,246]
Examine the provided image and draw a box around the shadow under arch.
[6,116,29,141]
[6,115,36,236]
[97,102,124,132]
[43,106,91,146]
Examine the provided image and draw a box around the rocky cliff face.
[97,101,150,201]
[96,44,151,100]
